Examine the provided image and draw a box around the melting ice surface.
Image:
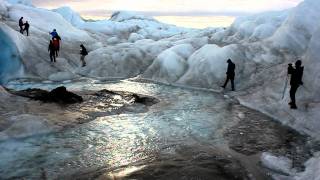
[0,79,314,179]
[0,79,241,179]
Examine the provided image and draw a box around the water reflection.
[1,79,312,179]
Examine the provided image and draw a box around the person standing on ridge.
[288,60,304,109]
[221,59,236,91]
[23,21,30,36]
[19,17,24,34]
[48,40,56,63]
[80,44,88,67]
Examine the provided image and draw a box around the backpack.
[82,48,88,56]
[83,50,88,56]
[52,39,60,49]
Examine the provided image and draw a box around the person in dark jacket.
[19,17,24,34]
[288,60,304,109]
[23,21,30,36]
[48,40,56,63]
[80,44,88,67]
[221,59,236,91]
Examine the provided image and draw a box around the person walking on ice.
[52,37,60,57]
[19,17,24,34]
[221,59,236,91]
[23,21,30,36]
[48,40,56,63]
[80,44,88,67]
[287,60,304,109]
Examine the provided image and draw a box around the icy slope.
[0,7,166,83]
[8,4,91,41]
[0,1,195,83]
[271,0,320,54]
[236,0,320,140]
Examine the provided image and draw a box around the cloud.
[31,0,303,17]
[79,9,253,17]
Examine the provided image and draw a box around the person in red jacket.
[52,37,60,57]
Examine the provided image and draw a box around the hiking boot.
[290,104,298,109]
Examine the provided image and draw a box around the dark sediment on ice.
[8,87,159,107]
[9,86,83,104]
[7,87,159,122]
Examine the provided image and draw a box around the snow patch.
[53,6,84,26]
[261,152,294,175]
[48,71,76,82]
[128,32,144,42]
[168,44,195,59]
[294,152,320,180]
[270,0,320,54]
[110,11,156,22]
[178,44,244,88]
[143,49,188,82]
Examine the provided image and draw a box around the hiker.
[49,29,58,38]
[288,60,304,109]
[23,21,30,36]
[52,37,60,57]
[48,40,56,63]
[80,44,88,67]
[221,59,236,91]
[19,17,24,34]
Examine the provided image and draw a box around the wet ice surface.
[0,79,318,179]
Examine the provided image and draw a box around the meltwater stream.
[0,79,316,179]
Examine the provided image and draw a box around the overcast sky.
[31,0,303,28]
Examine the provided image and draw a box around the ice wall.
[0,27,23,84]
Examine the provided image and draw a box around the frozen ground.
[1,0,320,179]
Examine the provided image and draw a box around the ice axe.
[281,74,289,100]
[281,63,294,100]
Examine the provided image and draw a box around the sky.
[31,0,303,28]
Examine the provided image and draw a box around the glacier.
[1,0,320,179]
